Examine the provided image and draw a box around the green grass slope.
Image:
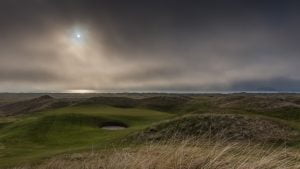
[0,105,173,167]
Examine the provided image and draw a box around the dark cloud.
[0,68,62,83]
[230,77,300,92]
[0,0,300,92]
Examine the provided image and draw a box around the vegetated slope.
[139,96,191,112]
[0,95,77,116]
[180,94,300,122]
[0,105,173,167]
[211,95,300,121]
[3,94,300,119]
[80,97,138,108]
[78,96,192,112]
[133,114,300,143]
[214,95,300,110]
[0,95,192,116]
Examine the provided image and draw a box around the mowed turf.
[0,105,174,167]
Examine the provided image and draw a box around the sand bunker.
[100,121,128,130]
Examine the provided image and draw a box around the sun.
[67,25,91,47]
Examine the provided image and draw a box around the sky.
[0,0,300,92]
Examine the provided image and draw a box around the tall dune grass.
[11,138,300,169]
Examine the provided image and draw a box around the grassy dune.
[0,105,173,167]
[132,114,300,145]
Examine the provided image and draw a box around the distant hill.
[0,95,75,116]
[78,96,191,112]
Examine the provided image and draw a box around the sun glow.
[69,26,88,46]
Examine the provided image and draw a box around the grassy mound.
[0,105,173,167]
[134,114,299,143]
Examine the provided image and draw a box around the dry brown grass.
[10,139,300,169]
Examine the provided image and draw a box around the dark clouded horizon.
[1,0,300,92]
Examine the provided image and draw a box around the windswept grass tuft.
[10,138,300,169]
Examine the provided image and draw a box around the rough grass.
[132,114,299,144]
[10,139,300,169]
